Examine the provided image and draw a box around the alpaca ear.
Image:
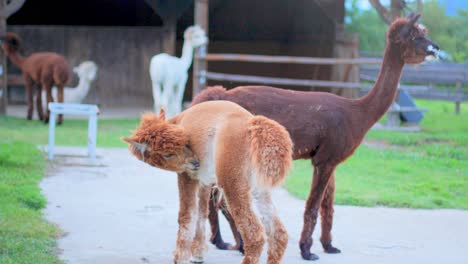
[407,13,421,25]
[401,13,421,39]
[159,109,166,120]
[121,137,148,155]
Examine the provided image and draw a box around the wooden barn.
[1,0,356,110]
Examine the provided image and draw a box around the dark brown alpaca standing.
[0,32,70,124]
[191,14,439,261]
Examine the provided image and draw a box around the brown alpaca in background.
[0,32,70,124]
[191,13,439,260]
[123,101,293,264]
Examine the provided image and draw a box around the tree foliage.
[346,0,468,62]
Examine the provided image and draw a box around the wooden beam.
[0,0,7,114]
[192,0,208,98]
[198,53,382,65]
[204,71,369,89]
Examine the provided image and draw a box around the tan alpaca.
[123,101,293,264]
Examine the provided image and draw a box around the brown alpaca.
[0,32,70,124]
[123,101,293,264]
[191,14,439,260]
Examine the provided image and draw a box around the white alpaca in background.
[40,61,98,106]
[149,25,208,117]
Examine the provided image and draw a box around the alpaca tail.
[190,86,227,107]
[247,116,293,188]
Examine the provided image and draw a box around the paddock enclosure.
[7,26,165,107]
[4,0,359,108]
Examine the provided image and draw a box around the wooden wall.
[9,25,164,107]
[177,0,339,98]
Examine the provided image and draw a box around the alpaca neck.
[357,43,404,130]
[179,41,194,70]
[73,77,91,99]
[6,50,26,69]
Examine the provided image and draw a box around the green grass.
[0,141,62,264]
[285,100,468,209]
[0,116,139,148]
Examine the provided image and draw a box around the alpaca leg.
[161,81,174,117]
[223,184,264,264]
[208,188,244,252]
[168,85,180,118]
[191,185,210,263]
[35,85,44,121]
[299,164,336,261]
[152,81,162,113]
[174,76,187,114]
[219,198,244,253]
[320,174,341,254]
[56,85,64,125]
[174,172,199,264]
[254,190,288,264]
[24,79,34,120]
[208,187,233,250]
[44,85,54,124]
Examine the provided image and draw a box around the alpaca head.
[73,61,98,81]
[0,32,22,54]
[122,110,200,174]
[184,25,208,48]
[388,13,439,64]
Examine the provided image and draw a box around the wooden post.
[455,80,461,115]
[162,16,176,56]
[331,30,360,98]
[192,0,208,99]
[0,0,7,114]
[0,0,26,115]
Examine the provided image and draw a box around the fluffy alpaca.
[40,61,98,107]
[149,25,208,118]
[191,14,439,260]
[123,101,293,264]
[0,32,70,124]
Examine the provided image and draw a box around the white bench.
[48,103,100,160]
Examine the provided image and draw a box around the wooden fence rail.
[203,71,368,89]
[203,71,430,93]
[198,53,382,65]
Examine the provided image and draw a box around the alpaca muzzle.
[426,41,440,56]
[189,160,200,171]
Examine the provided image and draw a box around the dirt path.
[41,147,468,264]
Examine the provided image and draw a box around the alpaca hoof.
[27,116,32,120]
[300,243,319,261]
[301,252,319,261]
[232,241,244,255]
[211,239,232,250]
[190,255,204,263]
[238,245,245,255]
[57,120,63,125]
[323,243,341,254]
[210,237,232,250]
